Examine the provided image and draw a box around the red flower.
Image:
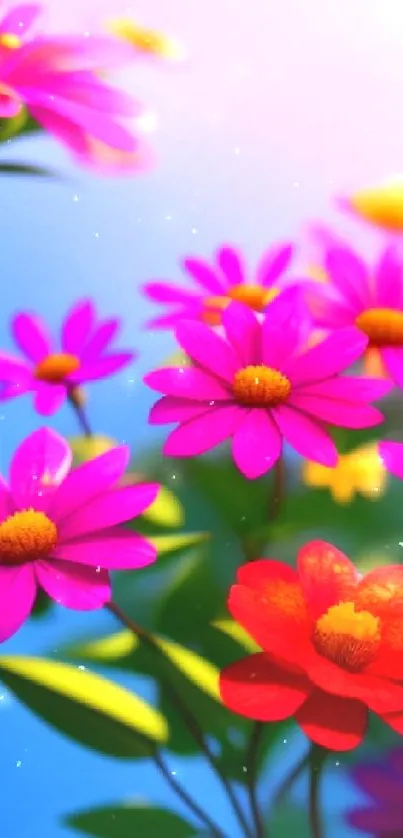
[219,542,403,751]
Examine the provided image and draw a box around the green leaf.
[151,531,209,557]
[212,619,259,653]
[65,804,197,837]
[0,162,56,177]
[0,655,168,758]
[269,807,310,837]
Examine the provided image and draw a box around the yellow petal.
[330,475,355,504]
[142,485,184,528]
[343,178,403,232]
[68,435,118,465]
[302,460,333,488]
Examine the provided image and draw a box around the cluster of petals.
[142,241,309,329]
[145,293,391,479]
[0,427,159,641]
[220,541,403,751]
[0,298,134,415]
[0,3,151,172]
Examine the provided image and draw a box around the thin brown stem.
[245,722,265,838]
[154,750,227,837]
[107,601,253,838]
[68,387,92,437]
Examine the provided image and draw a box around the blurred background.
[1,0,403,835]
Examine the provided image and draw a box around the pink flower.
[378,440,403,483]
[145,294,391,479]
[0,298,135,415]
[347,748,403,835]
[0,427,159,641]
[0,3,151,173]
[308,243,403,384]
[142,241,309,329]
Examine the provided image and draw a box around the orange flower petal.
[219,653,311,721]
[295,690,367,751]
[297,540,358,619]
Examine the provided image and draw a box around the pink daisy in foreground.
[0,427,159,640]
[307,243,403,382]
[145,295,391,479]
[0,298,134,415]
[0,3,151,173]
[142,241,310,329]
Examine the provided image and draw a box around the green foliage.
[65,805,198,837]
[0,162,56,177]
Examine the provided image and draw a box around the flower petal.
[299,376,392,401]
[53,529,156,570]
[163,404,242,457]
[72,352,134,382]
[183,256,225,295]
[0,4,42,36]
[0,352,33,383]
[232,409,282,478]
[48,445,130,522]
[35,559,110,610]
[325,246,371,311]
[355,564,403,620]
[175,320,239,382]
[58,483,159,540]
[263,285,312,353]
[379,440,403,479]
[222,302,261,366]
[374,245,403,307]
[80,320,119,362]
[228,560,311,663]
[380,346,403,387]
[348,804,403,834]
[297,540,358,619]
[0,564,36,641]
[272,405,338,466]
[295,690,367,751]
[145,367,231,401]
[216,246,245,287]
[288,393,384,429]
[287,327,368,385]
[11,312,52,363]
[149,396,211,425]
[10,427,72,512]
[220,653,311,721]
[255,242,294,288]
[33,383,66,416]
[61,299,95,355]
[142,282,202,304]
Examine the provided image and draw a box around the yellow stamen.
[0,509,57,565]
[314,601,381,672]
[356,308,403,346]
[0,34,21,49]
[233,365,291,407]
[35,353,80,383]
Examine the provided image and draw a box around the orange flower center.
[233,364,291,407]
[314,601,381,672]
[35,353,80,383]
[0,34,21,49]
[202,285,278,325]
[356,307,403,346]
[0,509,58,565]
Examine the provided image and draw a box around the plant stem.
[67,388,92,437]
[272,751,309,808]
[269,456,285,521]
[107,600,253,838]
[245,722,265,838]
[308,745,327,838]
[154,750,227,838]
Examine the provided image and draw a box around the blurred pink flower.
[142,241,310,329]
[0,427,159,640]
[378,440,403,484]
[308,243,403,383]
[0,3,151,172]
[347,748,403,835]
[0,298,135,415]
[145,293,391,479]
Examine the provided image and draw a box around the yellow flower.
[107,18,184,61]
[340,177,403,232]
[302,443,387,504]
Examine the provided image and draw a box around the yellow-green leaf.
[69,631,220,702]
[0,655,168,758]
[212,619,259,652]
[142,485,184,528]
[150,531,209,556]
[68,435,118,465]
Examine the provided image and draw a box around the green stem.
[272,751,310,808]
[107,601,253,838]
[245,722,265,838]
[154,750,227,838]
[308,745,327,838]
[269,456,285,521]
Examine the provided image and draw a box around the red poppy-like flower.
[220,542,403,751]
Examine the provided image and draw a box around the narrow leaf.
[0,162,57,177]
[212,618,259,652]
[142,485,185,528]
[65,804,198,837]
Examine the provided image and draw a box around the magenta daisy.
[308,243,403,383]
[0,299,135,415]
[145,294,391,479]
[142,240,309,329]
[378,440,403,482]
[0,427,159,641]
